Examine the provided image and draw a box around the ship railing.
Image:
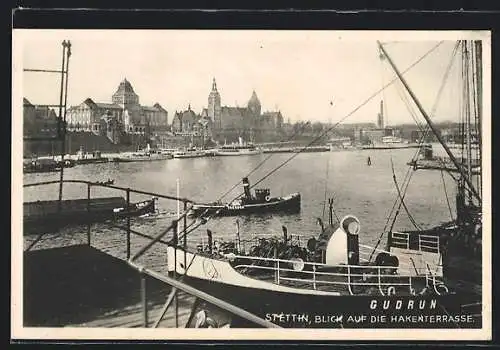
[23,179,280,328]
[362,231,441,255]
[418,234,440,253]
[390,231,410,249]
[424,263,449,295]
[231,254,417,296]
[195,235,306,255]
[358,244,414,269]
[358,243,443,277]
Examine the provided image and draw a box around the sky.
[15,30,490,125]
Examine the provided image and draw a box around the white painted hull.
[166,246,340,296]
[173,152,206,159]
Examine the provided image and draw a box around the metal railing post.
[313,264,317,290]
[86,183,91,245]
[274,245,278,284]
[141,272,148,327]
[173,224,179,327]
[347,265,353,295]
[377,266,385,296]
[126,188,131,259]
[183,201,187,275]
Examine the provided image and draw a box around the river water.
[22,144,459,270]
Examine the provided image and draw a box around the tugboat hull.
[190,193,301,217]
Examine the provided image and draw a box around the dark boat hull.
[190,193,301,217]
[179,275,482,329]
[23,198,156,235]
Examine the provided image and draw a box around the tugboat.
[189,177,301,217]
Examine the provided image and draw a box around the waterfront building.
[205,78,284,142]
[171,104,213,137]
[23,98,59,138]
[66,78,169,144]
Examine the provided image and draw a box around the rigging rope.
[322,154,331,220]
[368,41,459,261]
[440,169,455,221]
[390,156,422,230]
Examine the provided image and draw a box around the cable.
[390,156,422,230]
[440,169,455,221]
[322,155,331,220]
[368,41,459,261]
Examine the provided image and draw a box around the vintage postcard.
[12,29,491,341]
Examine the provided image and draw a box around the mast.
[377,41,481,203]
[463,41,473,205]
[474,40,483,200]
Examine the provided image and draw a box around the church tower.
[208,78,221,129]
[247,90,261,117]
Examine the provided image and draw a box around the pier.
[22,180,280,329]
[24,244,230,328]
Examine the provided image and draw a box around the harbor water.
[22,145,458,271]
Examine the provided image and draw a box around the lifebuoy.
[265,195,271,202]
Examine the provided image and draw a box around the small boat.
[172,147,206,159]
[214,138,262,156]
[215,144,262,156]
[112,198,157,218]
[23,197,157,234]
[189,177,301,217]
[112,151,172,162]
[23,158,61,174]
[94,179,114,186]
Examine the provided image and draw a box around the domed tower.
[208,78,221,129]
[247,90,261,117]
[112,78,140,108]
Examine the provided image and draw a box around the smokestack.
[242,177,252,199]
[377,100,385,129]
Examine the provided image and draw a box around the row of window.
[67,123,147,133]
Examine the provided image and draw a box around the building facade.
[23,98,60,138]
[171,104,213,138]
[66,78,168,144]
[205,78,283,142]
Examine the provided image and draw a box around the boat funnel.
[242,177,252,199]
[325,215,361,266]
